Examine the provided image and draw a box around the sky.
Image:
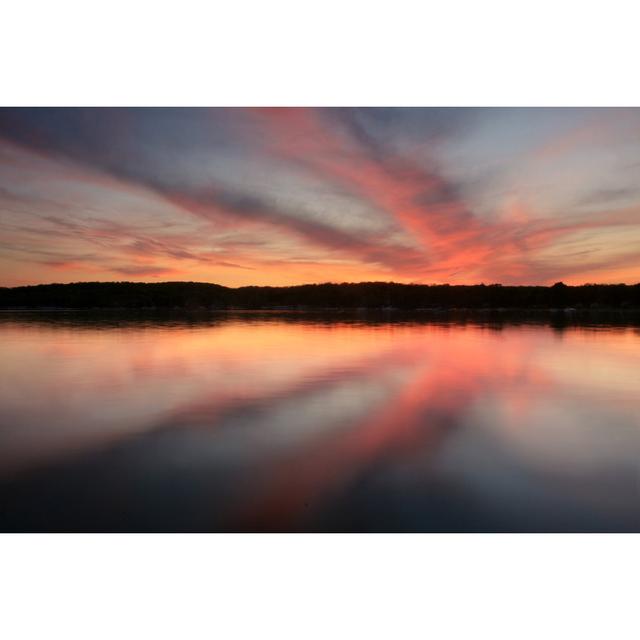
[0,107,639,287]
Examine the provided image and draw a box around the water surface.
[1,313,639,532]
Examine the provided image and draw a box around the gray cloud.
[0,108,428,274]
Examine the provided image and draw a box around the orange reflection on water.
[1,316,640,531]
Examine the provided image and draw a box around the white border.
[2,0,640,106]
[1,534,639,639]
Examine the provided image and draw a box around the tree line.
[1,280,640,310]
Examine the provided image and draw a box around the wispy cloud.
[0,107,639,286]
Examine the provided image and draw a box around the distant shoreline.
[1,281,639,313]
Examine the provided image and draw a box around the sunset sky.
[1,107,639,287]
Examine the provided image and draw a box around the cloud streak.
[0,107,639,286]
[249,108,640,283]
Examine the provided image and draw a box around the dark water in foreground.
[1,313,639,532]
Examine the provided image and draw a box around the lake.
[1,312,639,532]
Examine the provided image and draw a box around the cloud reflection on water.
[0,315,639,531]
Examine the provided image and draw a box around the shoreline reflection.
[1,315,639,532]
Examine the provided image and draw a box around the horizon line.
[4,279,640,290]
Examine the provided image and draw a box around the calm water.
[1,313,639,532]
